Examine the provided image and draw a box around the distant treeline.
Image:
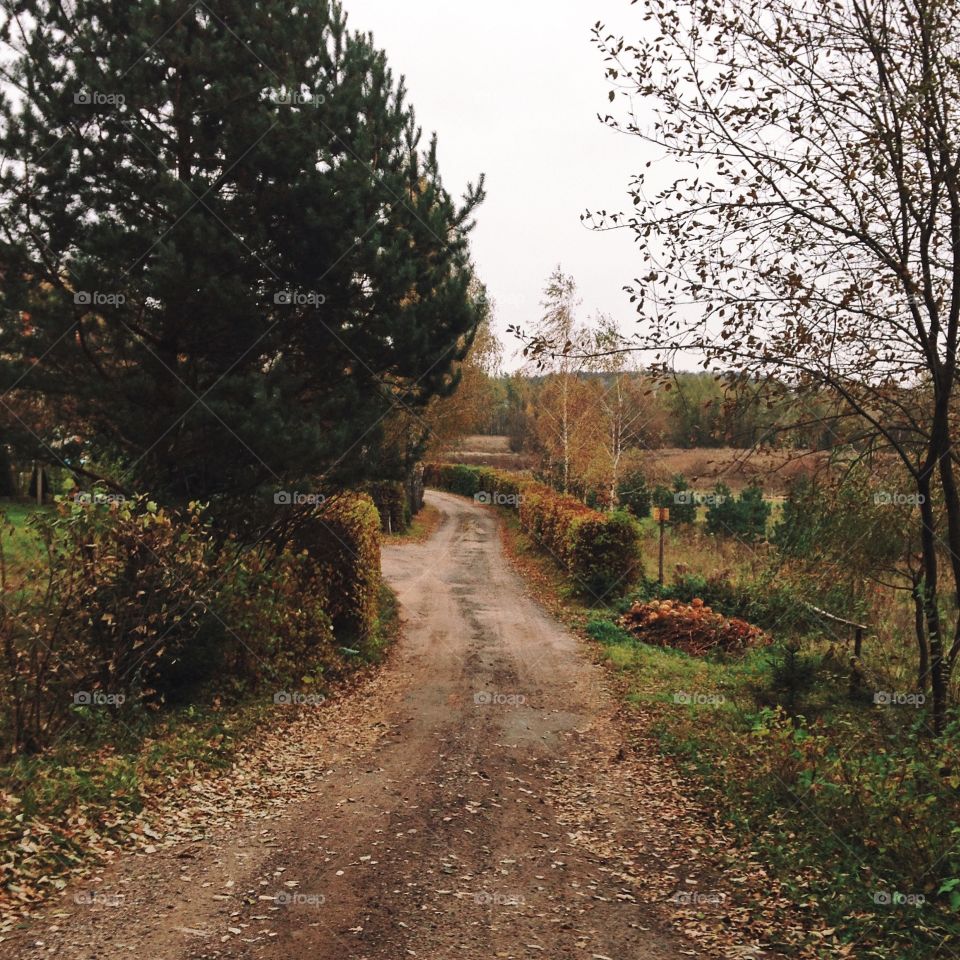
[470,371,848,452]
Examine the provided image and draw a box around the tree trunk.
[913,572,930,694]
[918,473,947,733]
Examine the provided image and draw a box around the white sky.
[345,0,647,369]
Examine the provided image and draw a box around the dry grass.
[451,434,512,454]
[646,520,947,696]
[385,504,442,545]
[440,434,537,472]
[629,447,828,495]
[441,438,828,494]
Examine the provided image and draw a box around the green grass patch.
[0,500,46,580]
[585,603,960,959]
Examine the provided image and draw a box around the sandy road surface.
[2,490,697,960]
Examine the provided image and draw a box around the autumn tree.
[567,0,960,731]
[588,313,650,504]
[528,268,584,493]
[425,284,504,452]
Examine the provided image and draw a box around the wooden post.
[655,507,670,586]
[35,461,43,506]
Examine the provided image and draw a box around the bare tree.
[588,313,648,505]
[523,0,960,730]
[530,269,583,493]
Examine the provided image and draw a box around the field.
[443,437,827,496]
[628,446,828,494]
[443,434,538,471]
[0,501,45,586]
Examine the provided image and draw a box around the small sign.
[654,507,670,523]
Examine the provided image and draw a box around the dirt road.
[2,491,704,959]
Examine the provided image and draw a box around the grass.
[635,516,935,698]
[385,504,441,544]
[0,501,46,585]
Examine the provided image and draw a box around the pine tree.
[0,0,484,511]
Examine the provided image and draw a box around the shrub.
[423,463,483,498]
[668,474,697,524]
[1,496,214,753]
[772,475,822,556]
[291,493,381,645]
[652,483,672,514]
[423,463,524,506]
[617,468,652,518]
[737,484,773,539]
[763,642,824,717]
[705,481,771,541]
[567,510,643,598]
[204,544,337,696]
[0,489,387,756]
[622,472,696,524]
[773,471,911,572]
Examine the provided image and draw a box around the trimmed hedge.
[423,463,525,504]
[424,463,641,600]
[292,493,382,643]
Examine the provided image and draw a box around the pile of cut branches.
[618,598,767,656]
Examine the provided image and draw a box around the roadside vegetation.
[427,458,960,957]
[0,492,401,915]
[0,0,490,921]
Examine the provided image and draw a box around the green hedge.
[291,493,382,643]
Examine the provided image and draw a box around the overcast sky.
[346,0,646,369]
